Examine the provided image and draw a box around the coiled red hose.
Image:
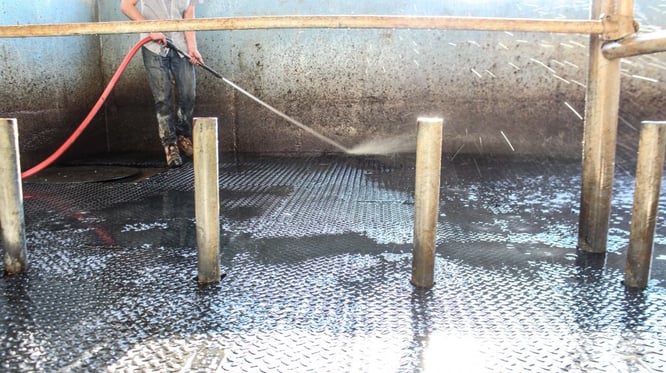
[21,36,153,179]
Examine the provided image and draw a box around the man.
[120,0,204,167]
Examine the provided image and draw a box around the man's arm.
[183,4,204,65]
[120,0,167,45]
[120,0,143,20]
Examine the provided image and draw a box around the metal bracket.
[601,14,639,41]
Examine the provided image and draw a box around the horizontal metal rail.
[0,15,608,38]
[603,30,666,59]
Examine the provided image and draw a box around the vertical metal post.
[624,121,666,289]
[412,117,443,289]
[0,118,28,274]
[578,0,633,253]
[193,117,221,284]
[618,0,636,19]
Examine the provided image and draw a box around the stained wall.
[1,1,664,167]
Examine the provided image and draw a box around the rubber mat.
[1,154,665,372]
[23,166,141,184]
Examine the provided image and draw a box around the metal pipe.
[193,117,221,284]
[600,0,637,41]
[0,15,608,38]
[624,121,666,289]
[0,118,28,274]
[411,117,443,289]
[617,0,635,19]
[603,30,666,59]
[578,0,626,254]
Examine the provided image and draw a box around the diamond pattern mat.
[1,154,665,372]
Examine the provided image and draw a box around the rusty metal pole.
[578,0,634,253]
[624,121,666,289]
[603,30,666,59]
[412,117,443,289]
[0,118,28,274]
[0,16,608,38]
[193,117,221,284]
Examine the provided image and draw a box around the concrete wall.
[1,1,665,167]
[101,0,591,157]
[0,0,104,168]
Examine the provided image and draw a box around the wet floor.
[1,154,665,372]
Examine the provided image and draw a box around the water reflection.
[0,275,44,372]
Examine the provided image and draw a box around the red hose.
[21,36,153,179]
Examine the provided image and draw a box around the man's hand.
[120,0,167,47]
[188,49,204,66]
[149,32,167,45]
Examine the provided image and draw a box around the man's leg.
[171,54,196,157]
[142,48,182,167]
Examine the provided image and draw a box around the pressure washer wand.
[165,40,351,153]
[166,40,223,79]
